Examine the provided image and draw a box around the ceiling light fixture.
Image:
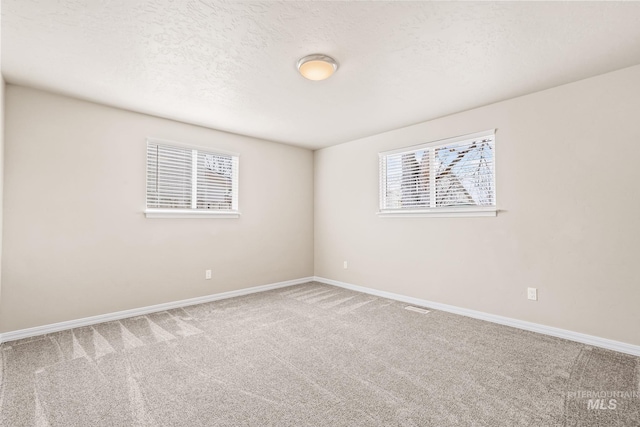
[297,54,338,81]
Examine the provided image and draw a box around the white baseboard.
[313,276,640,357]
[4,275,638,357]
[0,277,314,344]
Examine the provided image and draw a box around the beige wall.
[2,65,639,346]
[0,85,314,332]
[0,2,3,308]
[314,64,640,346]
[0,78,4,305]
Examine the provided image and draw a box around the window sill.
[145,209,241,219]
[377,206,497,218]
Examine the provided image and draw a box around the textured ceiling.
[3,1,640,149]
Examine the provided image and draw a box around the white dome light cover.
[297,54,339,81]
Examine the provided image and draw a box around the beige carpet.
[1,282,638,426]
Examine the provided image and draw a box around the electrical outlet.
[527,287,537,301]
[343,261,348,269]
[205,269,212,280]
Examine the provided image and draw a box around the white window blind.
[146,139,239,217]
[379,130,495,216]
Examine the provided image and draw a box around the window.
[145,139,239,218]
[379,130,496,217]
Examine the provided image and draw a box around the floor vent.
[404,306,430,314]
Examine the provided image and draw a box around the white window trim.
[377,206,497,218]
[144,209,241,219]
[378,129,497,218]
[146,137,240,157]
[380,129,495,155]
[145,138,240,218]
